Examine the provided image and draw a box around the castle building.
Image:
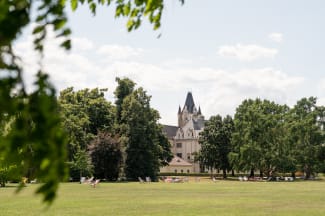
[160,92,205,173]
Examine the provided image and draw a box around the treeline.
[197,98,325,179]
[0,77,171,186]
[59,77,172,181]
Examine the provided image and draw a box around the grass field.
[1,178,325,216]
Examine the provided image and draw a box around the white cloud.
[218,44,278,61]
[269,32,283,43]
[14,32,305,125]
[72,37,94,51]
[97,44,143,60]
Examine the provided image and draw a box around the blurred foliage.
[0,0,184,204]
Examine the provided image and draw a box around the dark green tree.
[156,129,173,167]
[114,77,136,124]
[199,115,234,179]
[120,87,171,181]
[89,132,122,181]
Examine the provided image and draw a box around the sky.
[15,0,325,125]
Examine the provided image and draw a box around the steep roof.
[183,92,196,113]
[162,125,178,139]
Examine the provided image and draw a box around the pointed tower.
[198,106,202,115]
[177,105,182,127]
[178,92,200,127]
[183,92,195,113]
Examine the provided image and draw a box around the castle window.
[174,169,177,173]
[176,143,182,148]
[181,169,183,173]
[187,170,190,173]
[176,153,182,158]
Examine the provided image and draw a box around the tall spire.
[198,106,202,115]
[183,92,195,113]
[178,105,181,114]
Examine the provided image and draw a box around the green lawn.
[1,179,325,216]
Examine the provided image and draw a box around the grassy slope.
[1,180,324,216]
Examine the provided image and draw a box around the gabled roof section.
[162,125,178,139]
[169,155,192,166]
[183,92,195,113]
[193,119,205,130]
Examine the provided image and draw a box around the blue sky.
[16,0,325,125]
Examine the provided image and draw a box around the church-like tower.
[178,92,204,129]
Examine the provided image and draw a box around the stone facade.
[161,92,205,173]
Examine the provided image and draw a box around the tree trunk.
[291,172,296,179]
[222,169,227,179]
[231,169,235,177]
[0,180,5,187]
[250,168,254,177]
[210,167,213,178]
[304,165,311,179]
[259,170,263,178]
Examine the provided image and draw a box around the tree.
[59,87,115,159]
[0,160,18,187]
[1,0,183,203]
[156,129,173,167]
[89,132,122,181]
[120,87,172,181]
[59,87,115,180]
[0,74,68,202]
[286,97,325,179]
[198,115,234,179]
[230,99,289,177]
[70,148,93,181]
[114,77,136,124]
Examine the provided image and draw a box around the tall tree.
[120,87,172,181]
[230,99,289,177]
[113,77,136,179]
[0,0,183,203]
[199,115,234,179]
[287,97,324,179]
